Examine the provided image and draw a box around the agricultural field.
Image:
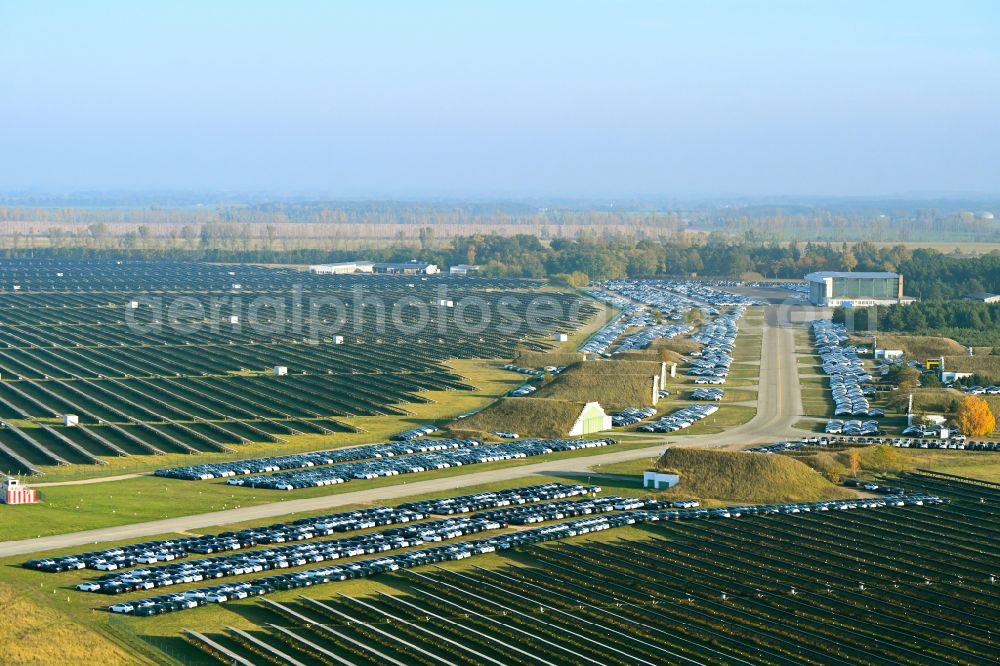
[0,260,599,476]
[160,473,999,666]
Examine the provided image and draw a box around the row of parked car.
[81,515,510,595]
[87,490,690,597]
[637,403,719,432]
[502,363,544,377]
[26,484,601,575]
[390,425,440,441]
[398,482,600,515]
[227,438,617,490]
[602,280,701,320]
[509,383,537,397]
[812,320,877,417]
[887,435,1000,450]
[749,433,999,452]
[107,492,942,616]
[655,280,764,308]
[154,438,480,481]
[690,387,724,401]
[108,514,635,615]
[611,406,657,427]
[578,309,634,356]
[688,306,745,386]
[824,418,882,435]
[645,493,940,519]
[590,280,710,355]
[22,505,434,573]
[616,321,692,352]
[961,385,1000,395]
[475,496,625,525]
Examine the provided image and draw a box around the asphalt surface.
[0,306,805,558]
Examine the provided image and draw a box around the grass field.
[671,404,757,435]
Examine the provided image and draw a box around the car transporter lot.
[4,267,1000,666]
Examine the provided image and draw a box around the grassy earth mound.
[859,334,967,358]
[514,350,587,369]
[652,448,849,503]
[453,398,589,438]
[532,371,656,410]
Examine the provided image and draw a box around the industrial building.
[804,271,914,307]
[372,261,439,275]
[964,292,1000,304]
[449,264,480,275]
[308,261,374,274]
[309,260,439,275]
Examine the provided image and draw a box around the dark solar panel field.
[0,260,596,474]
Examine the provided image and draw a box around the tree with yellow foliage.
[848,448,862,477]
[955,395,996,436]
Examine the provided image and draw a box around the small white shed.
[643,470,679,489]
[554,333,569,343]
[64,414,79,427]
[273,366,288,376]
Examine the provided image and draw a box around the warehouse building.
[372,261,439,275]
[964,292,1000,304]
[309,260,439,275]
[309,261,374,274]
[804,271,914,307]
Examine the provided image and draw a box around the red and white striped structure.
[2,476,38,505]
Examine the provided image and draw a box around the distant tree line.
[3,234,997,299]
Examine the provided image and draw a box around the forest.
[833,301,1000,347]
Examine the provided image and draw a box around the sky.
[1,1,998,198]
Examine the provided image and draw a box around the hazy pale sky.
[1,1,998,197]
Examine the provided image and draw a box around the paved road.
[0,307,805,558]
[33,473,146,488]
